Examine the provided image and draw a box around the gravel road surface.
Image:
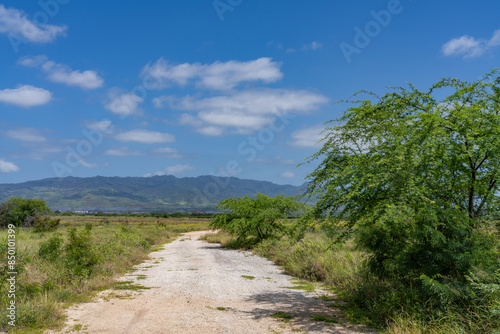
[53,231,375,333]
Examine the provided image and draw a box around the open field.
[56,215,211,232]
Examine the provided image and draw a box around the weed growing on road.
[310,314,340,323]
[241,275,255,280]
[112,280,151,291]
[316,295,336,302]
[284,279,316,293]
[271,312,294,322]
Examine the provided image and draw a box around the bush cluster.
[209,193,310,246]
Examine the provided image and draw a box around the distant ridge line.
[0,175,306,212]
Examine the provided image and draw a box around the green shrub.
[38,233,63,261]
[356,205,483,282]
[64,228,99,278]
[33,217,60,233]
[120,225,132,233]
[84,222,93,232]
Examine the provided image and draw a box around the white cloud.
[19,56,104,89]
[280,171,295,178]
[144,164,194,177]
[268,40,322,53]
[152,95,172,108]
[302,41,323,51]
[115,129,175,144]
[290,124,326,148]
[47,67,103,89]
[442,36,483,58]
[0,159,19,173]
[275,156,295,165]
[153,147,177,154]
[0,4,66,43]
[85,119,115,133]
[105,91,143,116]
[178,113,203,127]
[310,41,323,50]
[197,126,225,136]
[25,145,65,160]
[78,160,98,168]
[178,113,225,136]
[0,85,52,107]
[442,29,500,58]
[163,89,329,136]
[104,147,142,156]
[141,57,283,90]
[153,147,183,158]
[165,164,194,175]
[489,30,500,47]
[5,127,47,142]
[18,54,47,67]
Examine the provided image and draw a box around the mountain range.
[0,175,306,212]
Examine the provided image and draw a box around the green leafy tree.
[304,69,500,282]
[210,193,310,245]
[0,197,52,227]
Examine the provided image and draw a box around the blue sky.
[0,0,499,185]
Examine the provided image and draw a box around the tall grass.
[202,229,500,333]
[0,218,207,333]
[253,233,364,291]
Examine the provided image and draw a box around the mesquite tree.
[210,193,310,245]
[304,69,500,281]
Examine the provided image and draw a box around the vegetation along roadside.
[204,70,500,334]
[0,197,209,333]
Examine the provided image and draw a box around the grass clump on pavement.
[271,312,294,322]
[241,275,255,280]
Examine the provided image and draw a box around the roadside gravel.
[52,231,376,333]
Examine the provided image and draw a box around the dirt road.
[54,231,375,333]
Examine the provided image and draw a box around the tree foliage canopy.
[210,193,310,244]
[304,69,500,280]
[0,197,52,227]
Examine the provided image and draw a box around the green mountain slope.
[0,175,305,212]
